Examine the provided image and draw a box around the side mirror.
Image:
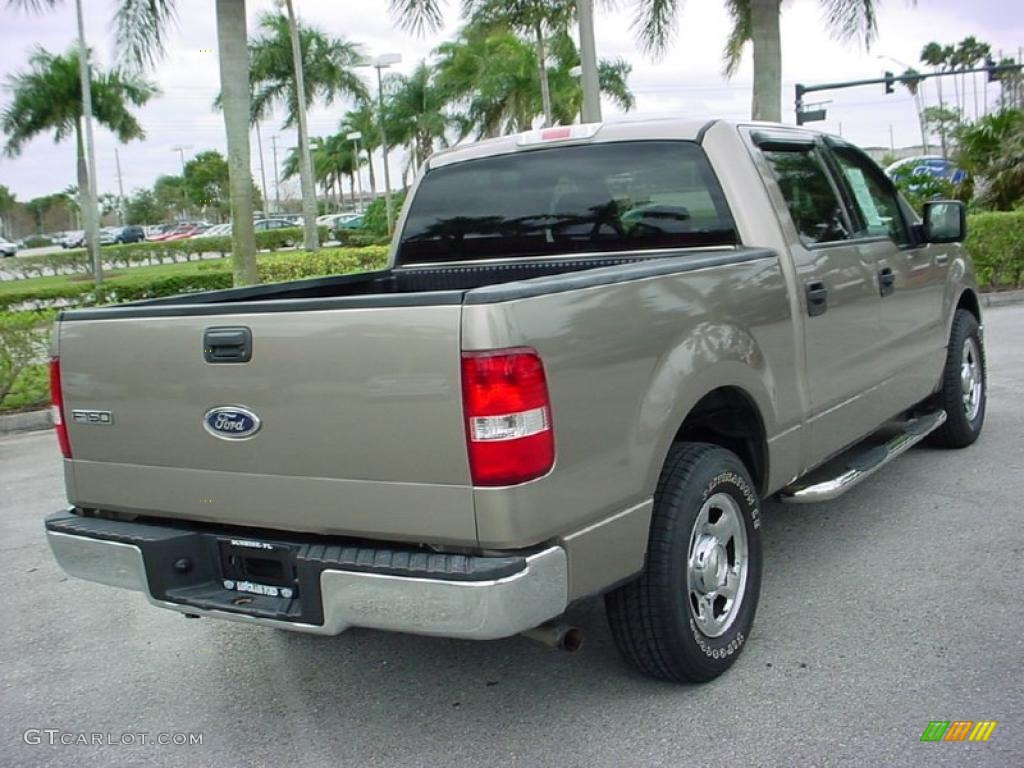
[922,200,966,243]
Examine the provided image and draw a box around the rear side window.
[762,148,850,246]
[397,141,737,263]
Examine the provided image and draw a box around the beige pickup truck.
[45,119,985,683]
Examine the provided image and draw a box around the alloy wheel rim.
[686,492,748,638]
[960,336,983,422]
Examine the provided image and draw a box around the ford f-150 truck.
[44,119,985,683]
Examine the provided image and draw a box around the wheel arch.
[641,366,776,500]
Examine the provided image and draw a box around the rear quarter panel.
[462,253,798,555]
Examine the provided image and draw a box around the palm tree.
[282,134,360,209]
[340,103,380,196]
[921,42,951,157]
[385,62,454,172]
[708,0,880,121]
[9,0,259,286]
[248,12,368,248]
[434,26,539,139]
[943,43,961,113]
[1,45,157,261]
[463,0,575,128]
[899,67,928,151]
[392,0,879,123]
[434,23,633,139]
[545,29,634,123]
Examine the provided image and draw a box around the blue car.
[885,155,967,185]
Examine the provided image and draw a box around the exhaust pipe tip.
[521,621,583,653]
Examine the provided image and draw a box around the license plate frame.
[218,537,300,600]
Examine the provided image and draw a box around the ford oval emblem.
[203,406,261,440]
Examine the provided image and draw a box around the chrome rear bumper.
[46,517,568,640]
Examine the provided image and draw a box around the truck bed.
[60,248,766,321]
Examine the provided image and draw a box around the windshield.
[397,140,737,264]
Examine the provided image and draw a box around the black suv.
[116,226,146,243]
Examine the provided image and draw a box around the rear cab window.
[397,141,738,264]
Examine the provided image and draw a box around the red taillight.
[49,358,71,458]
[461,348,554,486]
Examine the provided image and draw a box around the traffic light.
[884,71,895,94]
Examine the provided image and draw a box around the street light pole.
[74,0,102,284]
[254,120,270,216]
[114,148,126,225]
[372,54,401,235]
[171,144,192,218]
[346,131,365,212]
[270,135,281,213]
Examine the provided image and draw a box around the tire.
[928,309,986,448]
[605,442,763,683]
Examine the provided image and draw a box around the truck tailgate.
[57,305,476,545]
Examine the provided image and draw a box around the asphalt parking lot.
[1,305,1021,767]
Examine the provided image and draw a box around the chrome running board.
[778,410,947,504]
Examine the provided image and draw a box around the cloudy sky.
[1,0,1021,202]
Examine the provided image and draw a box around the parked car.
[192,223,231,238]
[329,214,365,241]
[316,213,357,227]
[0,236,17,257]
[885,155,967,185]
[60,230,85,249]
[114,225,146,244]
[99,228,119,245]
[149,223,208,242]
[253,217,296,232]
[44,119,984,684]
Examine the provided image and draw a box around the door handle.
[805,280,828,317]
[878,267,896,298]
[203,326,252,363]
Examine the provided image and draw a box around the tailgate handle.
[203,327,252,363]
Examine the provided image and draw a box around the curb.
[0,408,52,435]
[981,289,1024,308]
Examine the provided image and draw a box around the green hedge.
[0,309,55,411]
[966,211,1024,290]
[0,245,389,312]
[2,226,330,280]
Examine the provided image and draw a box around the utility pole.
[576,0,601,123]
[254,120,270,216]
[270,135,281,213]
[114,148,126,224]
[74,0,102,284]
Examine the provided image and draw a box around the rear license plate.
[218,538,299,599]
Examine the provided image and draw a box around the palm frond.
[111,0,178,73]
[819,0,878,45]
[722,0,751,78]
[5,0,62,10]
[632,0,681,59]
[389,0,445,35]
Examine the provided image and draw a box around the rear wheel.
[928,309,986,448]
[605,442,762,683]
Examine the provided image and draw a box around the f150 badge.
[203,406,261,440]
